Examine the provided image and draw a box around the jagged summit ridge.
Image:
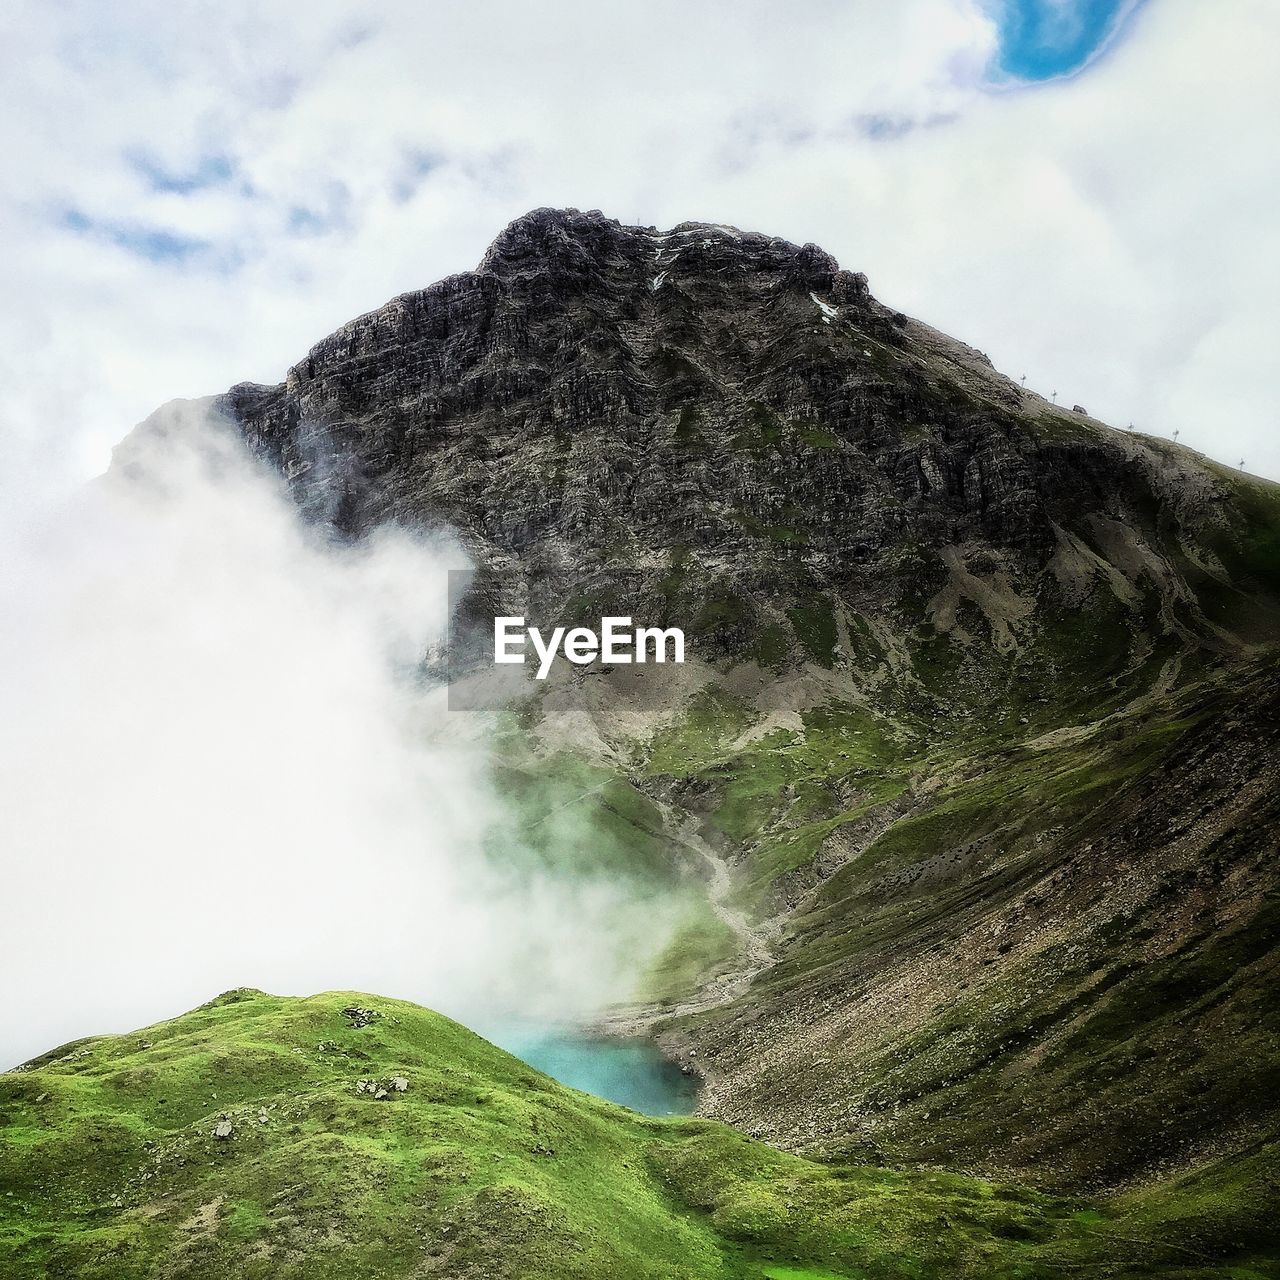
[283,206,873,391]
[475,205,858,295]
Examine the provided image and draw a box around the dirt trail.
[599,800,779,1035]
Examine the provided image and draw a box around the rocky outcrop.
[127,207,1267,671]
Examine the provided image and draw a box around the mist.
[0,406,668,1068]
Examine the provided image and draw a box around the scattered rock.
[341,1005,380,1028]
[356,1075,408,1099]
[212,1120,233,1140]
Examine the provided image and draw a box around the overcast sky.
[1,0,1277,1061]
[2,0,1277,483]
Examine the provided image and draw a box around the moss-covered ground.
[6,989,1276,1279]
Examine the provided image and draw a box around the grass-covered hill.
[3,988,1276,1280]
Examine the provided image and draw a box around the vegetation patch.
[6,989,1269,1279]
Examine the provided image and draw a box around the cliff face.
[191,207,1271,674]
[125,209,1280,1197]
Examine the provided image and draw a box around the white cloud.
[0,0,1275,1062]
[0,409,667,1067]
[2,0,1274,479]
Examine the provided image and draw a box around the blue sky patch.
[128,150,234,196]
[285,181,353,237]
[60,207,220,266]
[987,0,1146,82]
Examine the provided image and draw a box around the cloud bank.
[0,410,666,1067]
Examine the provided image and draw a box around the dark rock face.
[139,206,1256,666]
[222,208,1039,549]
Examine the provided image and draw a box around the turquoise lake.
[482,1022,699,1116]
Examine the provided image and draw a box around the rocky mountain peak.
[476,205,857,300]
[89,210,1280,1264]
[123,208,1276,687]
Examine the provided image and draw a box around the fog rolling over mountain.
[7,209,1280,1277]
[0,400,677,1071]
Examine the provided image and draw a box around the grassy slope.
[617,479,1280,1236]
[0,988,1202,1280]
[643,896,740,1006]
[483,737,744,1007]
[608,644,1277,1278]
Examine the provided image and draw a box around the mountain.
[99,209,1280,1257]
[0,988,1271,1279]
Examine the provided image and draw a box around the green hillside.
[2,990,1276,1279]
